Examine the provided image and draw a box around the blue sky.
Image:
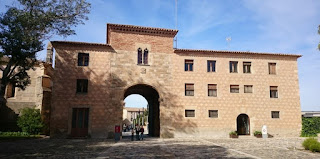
[1,0,320,110]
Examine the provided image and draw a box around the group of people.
[131,125,144,141]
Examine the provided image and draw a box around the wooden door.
[71,108,89,137]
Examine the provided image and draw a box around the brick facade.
[50,23,301,138]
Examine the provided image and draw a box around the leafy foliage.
[254,131,262,136]
[0,131,30,137]
[301,117,320,137]
[229,131,237,135]
[0,0,90,103]
[17,107,44,135]
[303,138,320,152]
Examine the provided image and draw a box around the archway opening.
[237,114,250,135]
[123,84,160,137]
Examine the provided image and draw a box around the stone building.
[50,23,301,138]
[0,57,53,132]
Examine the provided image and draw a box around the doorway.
[71,108,89,137]
[124,84,160,137]
[237,114,250,135]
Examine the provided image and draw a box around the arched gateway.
[124,84,160,137]
[237,114,250,135]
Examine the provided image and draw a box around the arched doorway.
[237,114,250,135]
[124,84,160,137]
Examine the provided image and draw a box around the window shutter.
[137,48,142,64]
[230,85,239,89]
[270,86,278,91]
[143,48,148,64]
[186,84,194,90]
[208,84,217,89]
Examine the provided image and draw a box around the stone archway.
[124,84,160,137]
[237,114,250,135]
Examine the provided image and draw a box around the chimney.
[46,42,53,64]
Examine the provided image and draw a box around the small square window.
[78,53,89,66]
[185,60,194,71]
[77,79,88,93]
[230,85,239,93]
[244,85,253,93]
[229,61,238,73]
[270,86,278,98]
[185,84,194,96]
[209,110,218,118]
[271,111,280,118]
[185,110,195,117]
[243,62,251,73]
[208,84,217,97]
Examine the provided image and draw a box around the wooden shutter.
[269,63,276,74]
[185,84,194,90]
[230,85,239,89]
[208,84,217,90]
[270,86,278,91]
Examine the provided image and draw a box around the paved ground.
[1,136,320,158]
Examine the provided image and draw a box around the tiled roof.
[51,41,111,47]
[174,48,302,57]
[107,23,178,36]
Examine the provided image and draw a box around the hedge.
[301,117,320,137]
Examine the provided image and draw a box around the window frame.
[244,85,253,93]
[78,53,89,66]
[185,109,195,117]
[243,62,251,74]
[271,111,280,119]
[185,83,194,96]
[208,110,218,118]
[207,60,216,72]
[76,79,89,93]
[230,85,240,93]
[208,84,217,97]
[268,63,277,75]
[229,61,238,73]
[270,86,278,98]
[185,59,194,71]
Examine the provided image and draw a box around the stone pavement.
[1,136,320,158]
[98,137,320,159]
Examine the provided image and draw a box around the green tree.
[17,107,43,134]
[0,0,91,107]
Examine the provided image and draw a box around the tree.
[0,0,91,107]
[17,107,44,134]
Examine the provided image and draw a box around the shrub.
[254,131,262,136]
[303,138,319,150]
[301,117,320,137]
[309,142,320,152]
[0,131,30,137]
[17,108,44,135]
[229,131,237,135]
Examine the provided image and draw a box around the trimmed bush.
[17,108,44,135]
[303,138,319,151]
[309,142,320,152]
[0,131,30,137]
[229,131,237,135]
[301,117,320,137]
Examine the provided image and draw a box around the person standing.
[131,127,134,141]
[135,124,140,140]
[140,126,144,140]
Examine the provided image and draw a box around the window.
[270,86,278,98]
[6,82,16,98]
[137,48,142,64]
[209,110,218,118]
[271,111,280,118]
[207,60,216,72]
[244,85,253,93]
[208,84,217,97]
[185,110,195,117]
[243,62,251,73]
[143,48,148,64]
[230,85,239,93]
[76,79,88,93]
[229,61,238,73]
[78,53,89,66]
[185,84,194,96]
[269,63,276,74]
[185,60,193,71]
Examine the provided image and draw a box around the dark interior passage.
[237,114,250,135]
